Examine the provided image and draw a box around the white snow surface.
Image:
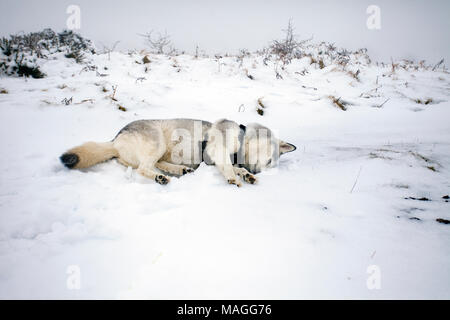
[0,51,449,299]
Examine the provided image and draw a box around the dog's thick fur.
[60,118,296,186]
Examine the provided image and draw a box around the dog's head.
[242,123,296,174]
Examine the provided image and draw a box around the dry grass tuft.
[414,98,433,105]
[347,69,360,81]
[142,55,151,64]
[256,97,266,116]
[257,97,266,109]
[329,96,347,111]
[318,59,325,69]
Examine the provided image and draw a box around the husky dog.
[60,119,296,187]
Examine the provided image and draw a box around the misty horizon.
[1,0,449,64]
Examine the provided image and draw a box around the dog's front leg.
[206,144,242,187]
[218,163,242,187]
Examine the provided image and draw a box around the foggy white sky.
[1,0,449,63]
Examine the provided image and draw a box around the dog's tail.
[60,141,118,169]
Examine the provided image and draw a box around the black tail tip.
[60,153,79,169]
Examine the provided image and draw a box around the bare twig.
[139,30,172,54]
[270,19,312,66]
[96,71,108,77]
[350,166,362,193]
[378,98,390,108]
[101,41,120,60]
[110,85,118,101]
[432,58,444,71]
[61,97,73,105]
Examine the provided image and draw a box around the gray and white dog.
[60,119,296,187]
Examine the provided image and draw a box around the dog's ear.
[279,141,296,155]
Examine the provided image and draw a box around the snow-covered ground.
[0,50,449,299]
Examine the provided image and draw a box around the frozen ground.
[0,51,449,299]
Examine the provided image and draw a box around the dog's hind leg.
[155,161,194,176]
[233,167,257,184]
[137,158,170,185]
[115,126,170,184]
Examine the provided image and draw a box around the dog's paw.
[181,166,195,175]
[155,174,170,185]
[235,170,257,184]
[242,172,257,184]
[227,178,242,188]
